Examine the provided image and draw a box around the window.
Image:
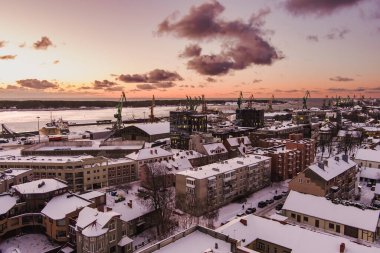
[109,221,116,231]
[298,178,303,183]
[329,223,334,229]
[303,216,308,222]
[56,219,65,226]
[315,220,319,227]
[256,242,265,250]
[336,225,340,233]
[109,233,116,242]
[291,213,296,219]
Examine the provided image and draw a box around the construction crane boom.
[149,95,155,123]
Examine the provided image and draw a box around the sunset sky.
[0,0,379,99]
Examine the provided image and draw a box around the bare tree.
[139,163,177,239]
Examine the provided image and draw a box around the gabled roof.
[283,191,380,232]
[308,155,356,181]
[203,143,227,156]
[76,207,120,237]
[126,147,173,161]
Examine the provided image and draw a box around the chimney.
[323,160,328,167]
[318,162,325,170]
[155,149,158,154]
[340,243,345,253]
[335,156,340,162]
[240,219,247,226]
[128,201,132,208]
[215,243,218,249]
[342,154,348,163]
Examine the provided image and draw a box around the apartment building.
[253,138,316,181]
[0,155,137,192]
[282,191,380,243]
[224,136,253,158]
[176,155,271,215]
[76,207,133,253]
[0,168,33,193]
[250,122,305,145]
[289,154,357,199]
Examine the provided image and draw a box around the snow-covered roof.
[141,230,232,253]
[203,143,227,156]
[107,185,153,222]
[126,147,173,161]
[226,136,251,147]
[217,215,380,253]
[283,191,380,232]
[41,193,92,220]
[360,167,380,180]
[0,194,17,215]
[355,148,380,163]
[0,155,96,164]
[308,155,356,181]
[0,169,31,182]
[12,179,68,194]
[76,207,120,237]
[171,149,204,159]
[80,190,105,200]
[177,155,271,180]
[118,236,133,246]
[132,122,170,136]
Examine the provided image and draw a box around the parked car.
[266,199,274,204]
[0,138,9,143]
[258,201,267,208]
[236,211,245,217]
[273,195,283,200]
[275,203,283,211]
[245,207,256,214]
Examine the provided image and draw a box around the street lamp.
[37,116,40,143]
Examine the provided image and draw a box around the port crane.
[114,91,126,130]
[302,90,311,109]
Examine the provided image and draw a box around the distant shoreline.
[0,99,288,110]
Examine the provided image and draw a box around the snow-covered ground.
[359,182,375,205]
[214,180,289,227]
[0,234,59,253]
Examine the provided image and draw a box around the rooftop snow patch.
[132,122,169,136]
[177,154,270,180]
[126,147,173,161]
[309,154,356,181]
[76,207,120,237]
[355,149,380,163]
[0,194,17,215]
[41,193,91,220]
[80,190,105,200]
[12,178,67,194]
[283,191,380,232]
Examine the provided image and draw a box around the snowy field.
[0,234,59,253]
